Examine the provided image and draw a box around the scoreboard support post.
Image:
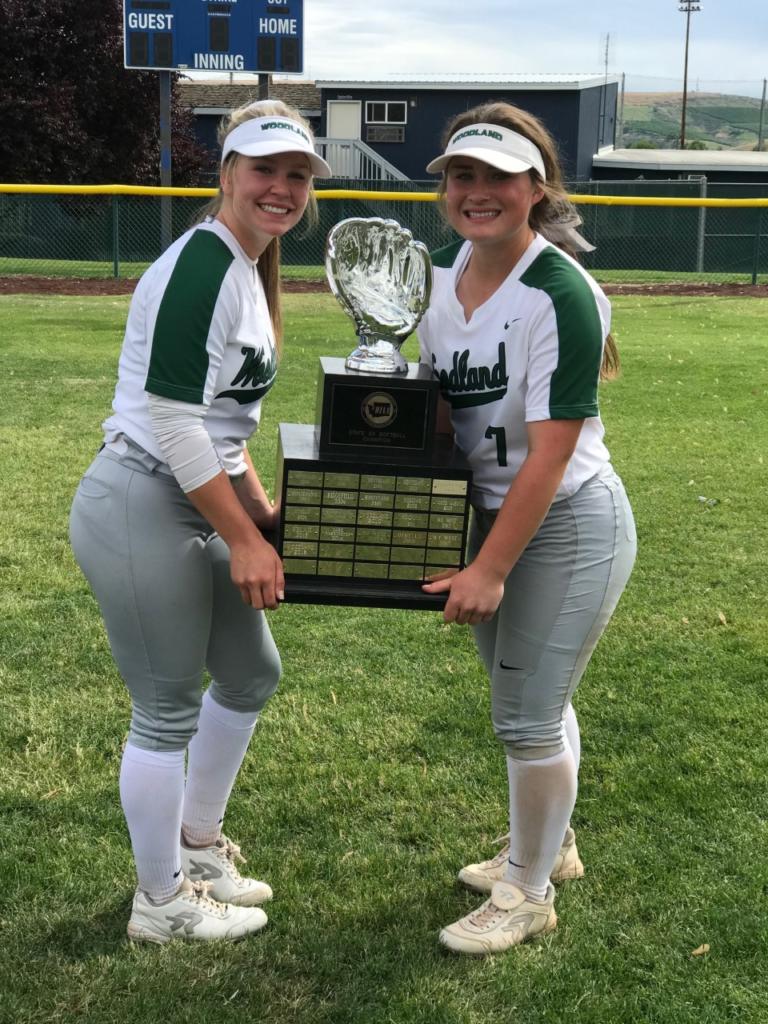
[159,71,173,253]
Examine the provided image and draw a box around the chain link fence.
[1,180,767,284]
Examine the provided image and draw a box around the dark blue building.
[179,74,619,183]
[317,75,619,181]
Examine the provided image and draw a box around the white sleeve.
[147,394,222,493]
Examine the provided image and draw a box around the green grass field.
[0,258,329,281]
[1,293,767,1024]
[1,256,765,287]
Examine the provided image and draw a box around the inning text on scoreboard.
[123,0,305,75]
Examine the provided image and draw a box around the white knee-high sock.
[119,742,186,901]
[181,689,259,847]
[564,703,581,774]
[503,746,578,902]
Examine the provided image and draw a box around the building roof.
[317,74,620,91]
[178,80,321,113]
[593,148,768,174]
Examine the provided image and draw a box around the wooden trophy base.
[275,422,472,610]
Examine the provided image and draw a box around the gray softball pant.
[470,466,636,761]
[69,442,281,752]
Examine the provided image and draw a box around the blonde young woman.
[418,103,636,954]
[70,100,331,943]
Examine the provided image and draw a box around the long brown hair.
[437,102,620,380]
[198,99,319,353]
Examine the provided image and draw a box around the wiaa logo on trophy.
[361,392,398,429]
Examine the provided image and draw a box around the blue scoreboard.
[123,0,304,75]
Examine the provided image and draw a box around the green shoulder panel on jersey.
[430,239,464,269]
[146,230,235,404]
[520,248,603,419]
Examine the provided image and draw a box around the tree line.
[0,0,208,185]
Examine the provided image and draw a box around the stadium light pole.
[679,1,701,149]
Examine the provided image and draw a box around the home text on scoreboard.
[123,0,304,75]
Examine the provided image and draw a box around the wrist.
[470,553,509,584]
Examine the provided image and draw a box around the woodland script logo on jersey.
[215,345,277,404]
[432,342,508,408]
[361,391,398,428]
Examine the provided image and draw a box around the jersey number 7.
[485,425,508,467]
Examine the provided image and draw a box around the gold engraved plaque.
[360,491,395,510]
[321,507,357,525]
[432,478,468,496]
[318,560,353,577]
[285,505,320,523]
[397,476,431,494]
[321,525,356,542]
[285,524,320,541]
[361,474,395,492]
[395,493,430,512]
[324,471,360,488]
[358,509,394,528]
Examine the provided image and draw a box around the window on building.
[365,101,407,125]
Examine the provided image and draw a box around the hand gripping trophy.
[325,217,433,374]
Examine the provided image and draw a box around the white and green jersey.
[417,234,612,509]
[103,218,277,476]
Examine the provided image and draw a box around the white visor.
[426,123,546,181]
[221,116,332,178]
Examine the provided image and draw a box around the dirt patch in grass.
[1,275,765,298]
[0,276,331,296]
[602,282,767,297]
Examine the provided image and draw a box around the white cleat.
[440,881,557,956]
[458,826,584,893]
[181,834,273,906]
[127,878,267,944]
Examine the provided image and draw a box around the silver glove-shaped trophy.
[325,217,433,374]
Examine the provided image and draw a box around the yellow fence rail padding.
[0,184,217,197]
[2,184,768,208]
[315,190,437,202]
[570,194,768,208]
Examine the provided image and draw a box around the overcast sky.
[296,0,767,95]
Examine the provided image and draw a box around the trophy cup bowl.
[325,217,433,374]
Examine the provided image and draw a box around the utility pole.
[598,33,610,149]
[617,72,626,148]
[679,1,701,149]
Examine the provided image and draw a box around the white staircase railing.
[314,138,409,181]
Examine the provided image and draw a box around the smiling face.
[217,151,312,259]
[443,156,544,254]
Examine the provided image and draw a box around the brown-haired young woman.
[418,102,635,954]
